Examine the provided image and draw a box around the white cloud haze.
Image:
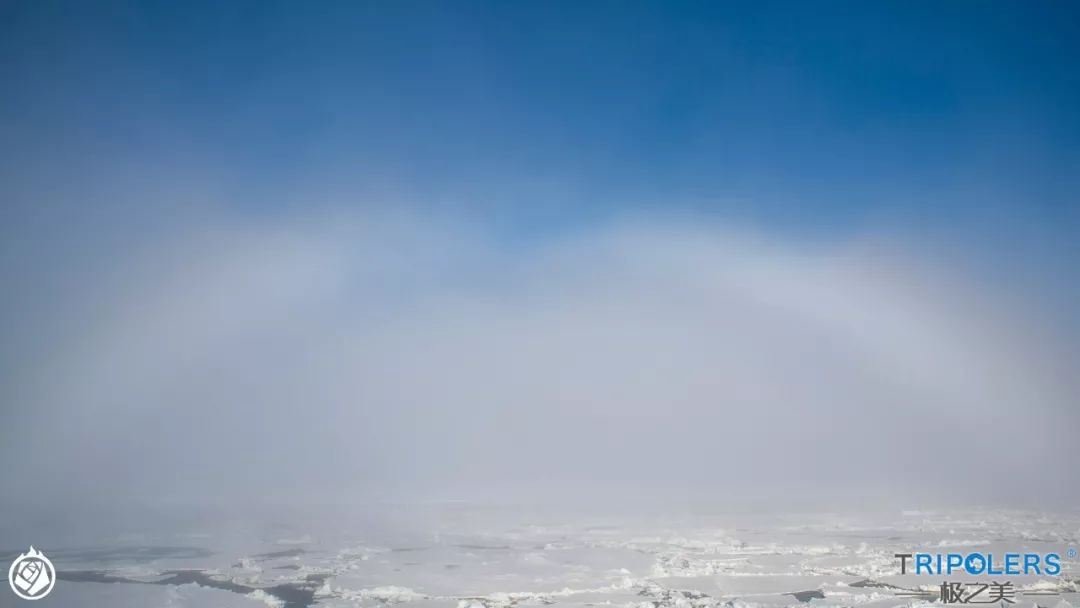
[2,210,1077,510]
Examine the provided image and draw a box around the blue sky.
[3,1,1079,236]
[3,3,1080,505]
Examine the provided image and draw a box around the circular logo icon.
[8,547,55,600]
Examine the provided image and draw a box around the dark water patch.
[2,546,213,565]
[849,579,894,589]
[58,571,144,585]
[455,544,511,550]
[637,585,716,607]
[254,547,306,559]
[788,590,825,602]
[849,579,920,592]
[58,569,320,608]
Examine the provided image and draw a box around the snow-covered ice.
[9,505,1079,608]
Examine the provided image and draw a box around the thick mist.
[2,210,1076,512]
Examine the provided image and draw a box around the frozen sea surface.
[2,506,1078,608]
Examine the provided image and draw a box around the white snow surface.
[25,506,1080,608]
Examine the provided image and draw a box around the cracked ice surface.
[9,505,1080,608]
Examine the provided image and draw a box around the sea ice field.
[3,505,1078,608]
